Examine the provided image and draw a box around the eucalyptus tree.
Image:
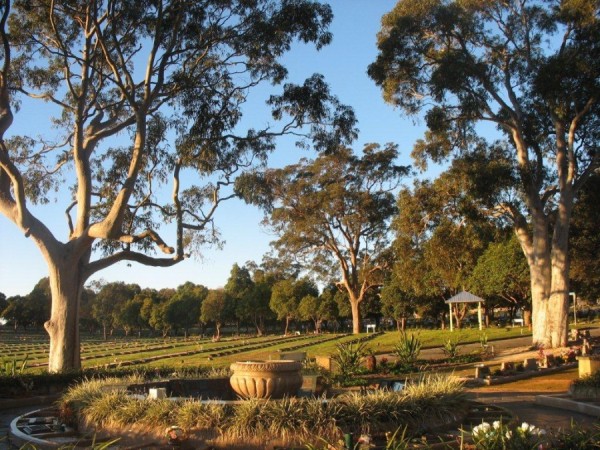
[224,263,255,333]
[297,294,321,333]
[164,282,207,337]
[200,288,235,340]
[0,0,355,371]
[240,144,408,333]
[114,298,144,337]
[469,235,531,326]
[1,295,28,330]
[369,0,600,347]
[270,277,318,335]
[242,263,277,336]
[0,292,7,315]
[91,281,140,339]
[570,172,600,302]
[392,179,495,329]
[380,276,415,331]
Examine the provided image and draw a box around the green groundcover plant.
[59,374,466,447]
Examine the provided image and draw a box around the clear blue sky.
[0,1,429,297]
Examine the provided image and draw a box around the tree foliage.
[164,282,207,337]
[469,235,531,322]
[0,0,355,371]
[0,278,50,330]
[240,144,408,333]
[201,289,234,339]
[391,178,495,328]
[570,172,600,302]
[270,277,317,334]
[369,0,600,347]
[91,282,140,339]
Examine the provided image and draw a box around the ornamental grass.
[59,373,466,447]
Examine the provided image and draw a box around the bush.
[331,340,368,380]
[570,370,600,399]
[441,336,461,361]
[66,373,467,446]
[394,332,422,368]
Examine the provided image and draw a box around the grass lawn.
[367,326,532,352]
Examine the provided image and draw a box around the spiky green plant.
[111,398,148,425]
[226,397,269,439]
[441,336,461,360]
[81,390,131,426]
[177,399,230,432]
[331,340,368,380]
[139,398,181,426]
[332,390,409,434]
[394,332,422,367]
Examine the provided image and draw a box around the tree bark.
[44,257,84,373]
[350,300,361,334]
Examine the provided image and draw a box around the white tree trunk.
[527,205,571,348]
[44,258,83,373]
[351,300,361,334]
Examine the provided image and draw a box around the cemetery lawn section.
[0,327,542,374]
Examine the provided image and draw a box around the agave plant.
[394,332,422,367]
[331,340,368,380]
[441,335,461,361]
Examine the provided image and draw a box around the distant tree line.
[3,169,598,339]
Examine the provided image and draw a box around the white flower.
[520,422,530,431]
[505,430,513,439]
[493,420,501,429]
[479,422,491,432]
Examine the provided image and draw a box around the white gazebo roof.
[445,291,485,331]
[445,291,485,304]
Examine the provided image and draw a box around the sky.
[0,1,430,297]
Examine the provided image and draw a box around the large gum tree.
[238,144,408,334]
[0,0,355,372]
[369,0,600,348]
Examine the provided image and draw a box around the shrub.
[178,400,230,432]
[331,340,368,380]
[549,421,600,449]
[394,332,422,368]
[441,336,461,360]
[570,370,600,399]
[65,373,468,446]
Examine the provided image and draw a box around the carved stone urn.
[229,360,303,399]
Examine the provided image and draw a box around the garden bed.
[47,374,469,449]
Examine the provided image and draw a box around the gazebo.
[445,291,485,331]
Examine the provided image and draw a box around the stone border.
[536,393,600,417]
[464,362,577,386]
[9,407,74,448]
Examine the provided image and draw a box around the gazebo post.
[449,303,453,332]
[477,301,483,330]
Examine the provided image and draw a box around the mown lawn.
[4,321,597,374]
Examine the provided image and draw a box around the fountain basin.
[230,360,303,399]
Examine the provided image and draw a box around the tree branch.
[118,229,174,254]
[84,251,184,280]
